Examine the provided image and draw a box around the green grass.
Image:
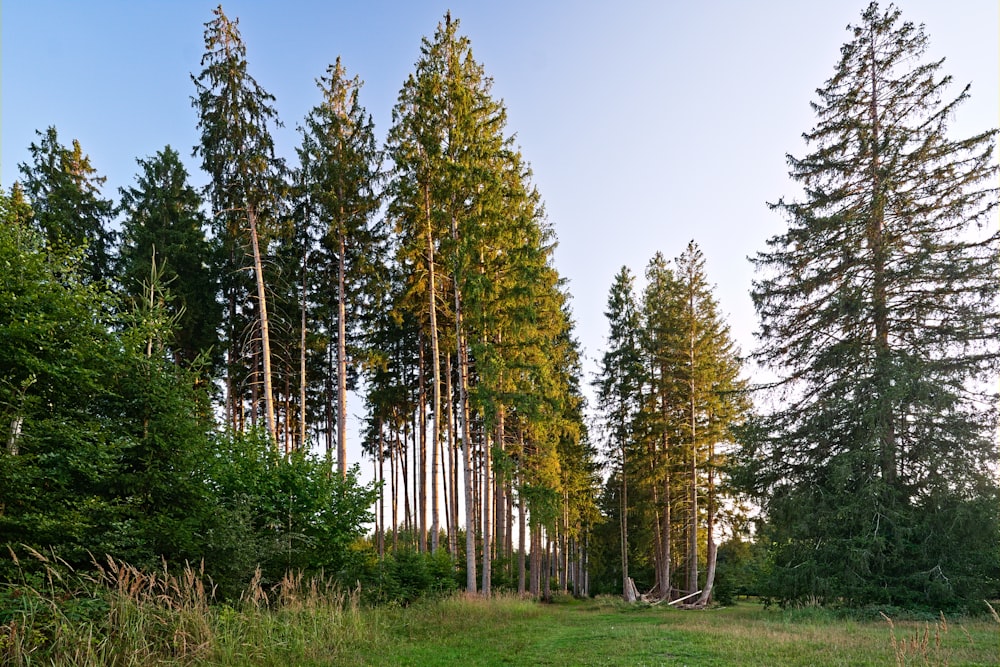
[364,596,999,667]
[3,561,998,666]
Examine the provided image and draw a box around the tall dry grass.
[879,603,1000,667]
[0,550,374,666]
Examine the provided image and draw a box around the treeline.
[592,244,747,605]
[589,3,999,612]
[3,1,998,613]
[738,3,1000,612]
[1,7,598,598]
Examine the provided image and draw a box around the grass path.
[347,597,999,667]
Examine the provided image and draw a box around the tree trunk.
[459,336,476,592]
[336,231,348,476]
[621,440,630,601]
[495,406,506,576]
[481,429,493,596]
[300,248,308,452]
[424,188,440,555]
[518,479,527,595]
[377,425,385,559]
[697,438,716,607]
[543,536,552,601]
[687,284,699,595]
[248,207,276,443]
[418,336,427,552]
[391,428,399,551]
[445,354,458,556]
[867,36,896,488]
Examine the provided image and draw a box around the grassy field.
[3,564,998,666]
[359,596,1000,667]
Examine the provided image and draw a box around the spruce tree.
[595,266,644,600]
[192,5,285,440]
[638,252,685,600]
[17,126,116,284]
[117,146,222,373]
[297,57,383,477]
[746,2,999,608]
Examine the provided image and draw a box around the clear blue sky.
[2,1,997,471]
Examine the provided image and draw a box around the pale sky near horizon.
[2,1,997,480]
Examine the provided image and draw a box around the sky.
[2,1,997,478]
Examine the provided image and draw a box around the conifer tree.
[18,127,115,284]
[595,267,644,600]
[117,146,222,373]
[672,242,745,604]
[638,252,685,599]
[387,12,595,594]
[192,4,285,441]
[746,2,999,608]
[298,57,383,476]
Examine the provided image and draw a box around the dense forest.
[1,1,997,615]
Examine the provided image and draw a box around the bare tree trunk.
[662,472,672,600]
[248,207,276,443]
[459,336,476,592]
[445,355,458,556]
[529,522,539,597]
[481,430,493,596]
[424,189,441,555]
[389,429,399,551]
[621,441,630,601]
[697,439,717,606]
[430,343,441,554]
[495,406,506,577]
[300,249,308,452]
[336,231,348,476]
[561,501,569,593]
[402,419,411,537]
[418,337,427,552]
[377,425,385,559]
[543,536,552,601]
[325,319,334,456]
[518,479,526,595]
[451,375,460,557]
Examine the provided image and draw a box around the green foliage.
[17,126,116,284]
[712,538,769,605]
[117,145,222,373]
[744,2,999,610]
[0,198,213,571]
[366,548,458,606]
[202,430,377,595]
[0,186,380,600]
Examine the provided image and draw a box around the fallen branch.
[667,590,702,606]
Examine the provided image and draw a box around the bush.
[366,548,458,606]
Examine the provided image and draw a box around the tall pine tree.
[745,2,999,609]
[595,266,644,600]
[297,57,383,476]
[192,4,285,441]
